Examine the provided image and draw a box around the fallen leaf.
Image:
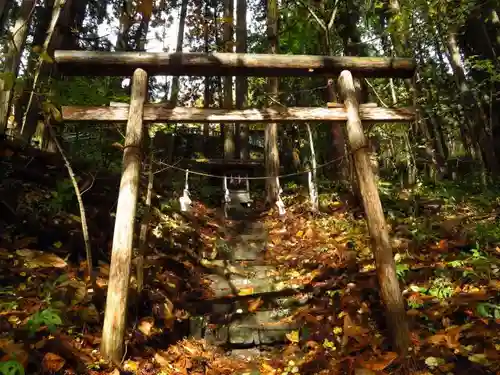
[238,287,254,296]
[359,352,398,371]
[154,352,170,368]
[286,330,299,343]
[138,317,155,336]
[248,297,263,312]
[0,340,28,367]
[354,369,376,375]
[42,352,66,373]
[16,249,67,268]
[304,227,315,239]
[426,326,462,349]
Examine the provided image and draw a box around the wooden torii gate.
[54,50,416,362]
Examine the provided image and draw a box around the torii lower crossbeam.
[61,105,415,123]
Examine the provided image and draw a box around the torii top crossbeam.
[53,51,416,78]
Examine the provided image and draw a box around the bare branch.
[327,0,340,31]
[295,0,326,31]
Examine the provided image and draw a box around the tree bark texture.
[0,0,12,39]
[169,0,188,105]
[223,0,235,160]
[265,0,280,204]
[446,29,499,176]
[53,51,417,78]
[100,68,148,363]
[236,0,249,160]
[339,70,410,356]
[0,0,35,135]
[62,105,415,123]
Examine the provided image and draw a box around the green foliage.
[49,179,75,212]
[0,72,15,91]
[474,221,500,248]
[26,308,63,336]
[476,302,500,320]
[0,361,24,375]
[52,76,121,106]
[396,263,410,280]
[427,276,454,300]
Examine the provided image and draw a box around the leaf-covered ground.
[1,147,500,375]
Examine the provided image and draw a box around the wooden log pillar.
[338,70,410,355]
[100,68,148,362]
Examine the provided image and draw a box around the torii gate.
[54,50,416,361]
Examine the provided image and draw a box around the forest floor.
[1,143,500,375]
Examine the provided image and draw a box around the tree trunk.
[0,0,12,39]
[236,0,249,160]
[18,0,67,146]
[339,70,410,356]
[169,0,188,105]
[445,29,498,177]
[12,0,54,138]
[0,0,35,135]
[265,0,280,204]
[223,0,235,160]
[116,0,134,51]
[203,1,211,150]
[100,68,148,363]
[134,12,151,51]
[137,138,154,293]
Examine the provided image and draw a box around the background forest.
[1,0,500,375]
[2,0,500,185]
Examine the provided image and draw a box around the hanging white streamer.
[308,170,318,212]
[179,169,192,212]
[275,176,286,216]
[223,175,231,218]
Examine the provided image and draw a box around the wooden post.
[338,70,410,355]
[100,68,148,362]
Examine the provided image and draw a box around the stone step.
[223,219,265,234]
[190,308,299,346]
[190,292,312,315]
[229,240,266,261]
[203,267,308,298]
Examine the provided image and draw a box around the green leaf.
[0,72,15,91]
[40,51,54,63]
[0,360,25,375]
[40,308,62,325]
[494,307,500,320]
[476,303,490,318]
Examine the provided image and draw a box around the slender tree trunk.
[265,0,280,203]
[134,13,151,51]
[236,0,248,160]
[223,0,235,159]
[445,29,498,178]
[13,0,54,137]
[19,0,66,145]
[0,0,35,135]
[170,0,188,106]
[116,0,134,51]
[0,0,12,39]
[203,2,211,148]
[213,5,224,154]
[137,138,154,293]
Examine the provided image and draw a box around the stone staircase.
[189,206,308,349]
